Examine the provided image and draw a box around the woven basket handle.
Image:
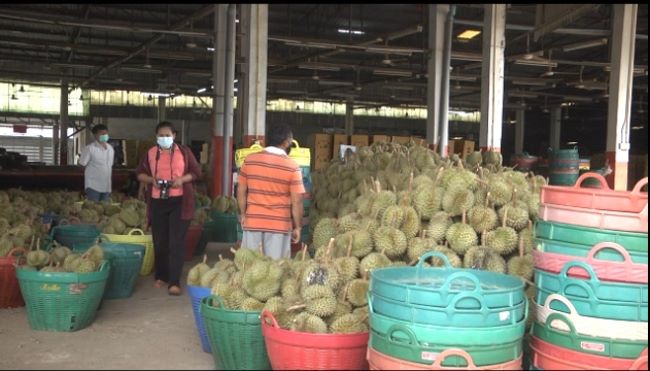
[574,172,609,190]
[544,293,579,317]
[586,242,633,265]
[260,310,280,328]
[431,349,477,369]
[631,177,648,195]
[127,228,145,236]
[386,324,417,346]
[415,251,452,283]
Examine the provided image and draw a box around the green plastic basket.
[200,295,271,370]
[16,261,110,332]
[369,324,522,367]
[102,229,154,276]
[532,313,648,359]
[205,213,239,243]
[368,293,528,347]
[101,242,144,300]
[536,220,648,253]
[50,224,101,251]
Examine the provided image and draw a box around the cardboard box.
[314,156,331,171]
[391,136,411,145]
[200,143,209,164]
[411,136,427,147]
[313,134,333,149]
[371,135,390,144]
[459,140,475,159]
[332,134,349,158]
[350,135,369,148]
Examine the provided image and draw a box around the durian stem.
[229,248,237,255]
[325,238,335,263]
[502,207,509,228]
[287,304,306,312]
[346,238,353,258]
[461,211,467,225]
[218,254,223,261]
[36,237,40,251]
[522,278,537,288]
[358,313,369,323]
[481,231,487,247]
[485,192,491,208]
[203,254,208,264]
[518,234,524,258]
[29,235,35,251]
[301,243,308,261]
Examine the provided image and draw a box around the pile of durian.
[19,237,105,274]
[308,141,545,285]
[0,190,57,256]
[211,195,239,214]
[96,199,148,234]
[187,240,369,334]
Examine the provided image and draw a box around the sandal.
[168,285,182,296]
[153,279,166,288]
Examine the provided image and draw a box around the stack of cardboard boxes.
[447,139,475,160]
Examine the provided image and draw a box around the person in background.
[78,124,114,202]
[136,121,202,296]
[237,124,305,260]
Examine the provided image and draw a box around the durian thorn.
[287,304,307,312]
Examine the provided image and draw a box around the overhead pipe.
[439,5,455,157]
[222,3,236,196]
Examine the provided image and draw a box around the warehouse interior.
[0,4,648,371]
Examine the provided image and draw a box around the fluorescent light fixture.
[233,88,238,92]
[236,18,239,23]
[509,91,539,98]
[330,92,359,98]
[142,92,171,97]
[452,136,464,140]
[207,47,215,52]
[632,125,644,130]
[566,141,578,145]
[457,29,481,40]
[197,87,207,93]
[338,28,365,35]
[562,38,607,52]
[514,59,558,68]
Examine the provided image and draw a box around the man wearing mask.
[237,124,305,260]
[79,124,114,202]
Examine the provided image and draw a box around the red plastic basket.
[367,347,523,370]
[533,242,648,284]
[530,336,648,370]
[541,174,648,213]
[184,224,202,261]
[0,248,26,308]
[260,310,369,370]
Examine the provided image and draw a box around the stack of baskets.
[102,228,154,276]
[531,173,648,370]
[101,242,145,300]
[367,252,527,370]
[49,222,100,252]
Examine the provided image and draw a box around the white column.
[241,4,268,146]
[209,4,228,197]
[479,4,506,152]
[426,5,448,149]
[549,107,562,151]
[606,4,638,190]
[515,109,525,154]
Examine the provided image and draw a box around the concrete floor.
[0,243,234,370]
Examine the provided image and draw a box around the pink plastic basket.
[538,202,648,233]
[530,336,648,370]
[260,310,369,370]
[533,242,648,284]
[541,173,648,213]
[367,347,523,370]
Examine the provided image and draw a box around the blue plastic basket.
[535,262,648,322]
[370,252,525,309]
[368,290,526,328]
[188,285,212,353]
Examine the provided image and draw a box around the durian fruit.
[338,213,361,234]
[373,226,407,260]
[187,255,211,286]
[63,253,82,272]
[465,151,483,168]
[400,205,420,240]
[312,218,339,249]
[329,313,368,334]
[301,285,337,317]
[413,185,444,221]
[239,297,265,312]
[527,192,541,220]
[200,267,221,287]
[486,207,518,256]
[498,192,530,231]
[214,254,237,274]
[300,258,341,294]
[445,212,478,255]
[359,249,391,274]
[86,244,104,265]
[74,253,98,273]
[442,187,475,217]
[345,275,369,307]
[507,237,534,281]
[243,260,283,301]
[483,151,503,167]
[487,176,512,207]
[381,205,404,229]
[40,261,63,273]
[463,232,507,273]
[333,239,360,282]
[467,193,498,233]
[370,182,397,220]
[26,238,49,269]
[281,278,300,299]
[325,300,353,326]
[290,312,328,333]
[426,212,452,243]
[518,221,535,254]
[50,243,72,265]
[352,306,369,323]
[118,208,140,228]
[427,245,462,268]
[406,232,437,264]
[233,247,262,271]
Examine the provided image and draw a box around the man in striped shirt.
[237,124,305,259]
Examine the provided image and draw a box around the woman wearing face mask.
[136,121,202,296]
[79,124,114,202]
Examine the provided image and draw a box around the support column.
[222,3,236,196]
[479,4,506,153]
[52,119,59,166]
[515,109,525,154]
[210,4,228,198]
[60,82,69,165]
[426,5,448,150]
[345,99,354,135]
[157,96,166,123]
[606,4,638,190]
[241,4,268,147]
[549,107,562,151]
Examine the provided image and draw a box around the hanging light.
[11,94,18,100]
[19,85,25,93]
[148,94,153,102]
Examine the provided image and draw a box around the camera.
[157,179,172,199]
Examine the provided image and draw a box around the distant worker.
[78,124,114,202]
[136,121,202,296]
[237,124,305,259]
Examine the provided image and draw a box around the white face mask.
[157,136,174,149]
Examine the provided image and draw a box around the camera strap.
[153,144,175,181]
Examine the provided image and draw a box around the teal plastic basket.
[536,237,648,265]
[368,293,528,347]
[101,242,144,299]
[50,224,101,252]
[369,325,522,367]
[369,290,526,328]
[205,213,239,243]
[535,263,648,322]
[370,252,525,309]
[536,220,648,253]
[16,262,110,332]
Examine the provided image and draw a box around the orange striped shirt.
[239,150,305,233]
